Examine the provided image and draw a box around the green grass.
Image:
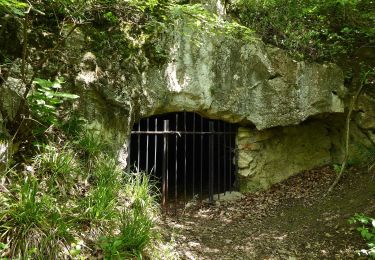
[0,177,73,259]
[33,144,78,196]
[81,156,121,222]
[100,173,160,259]
[0,139,168,259]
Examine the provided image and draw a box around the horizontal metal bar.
[131,131,236,135]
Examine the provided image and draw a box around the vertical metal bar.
[217,121,220,200]
[209,122,214,203]
[184,112,187,203]
[146,118,149,173]
[175,114,178,214]
[223,123,227,195]
[137,122,140,172]
[154,118,158,174]
[166,121,169,214]
[234,125,238,191]
[127,136,131,174]
[192,113,196,197]
[229,124,232,192]
[162,120,169,212]
[200,116,203,201]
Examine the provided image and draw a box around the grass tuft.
[0,137,171,258]
[101,173,159,258]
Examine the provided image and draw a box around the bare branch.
[326,70,371,195]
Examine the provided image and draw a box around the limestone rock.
[356,92,375,130]
[0,140,8,171]
[237,120,332,192]
[69,14,345,132]
[138,22,345,130]
[0,11,349,192]
[67,14,346,191]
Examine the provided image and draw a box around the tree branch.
[21,13,29,83]
[16,22,80,120]
[326,70,370,195]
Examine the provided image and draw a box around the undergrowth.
[349,213,375,258]
[0,126,174,259]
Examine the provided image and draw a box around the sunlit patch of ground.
[161,166,375,259]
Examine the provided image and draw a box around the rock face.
[141,29,346,130]
[70,19,349,191]
[1,11,373,191]
[236,121,333,191]
[64,16,345,191]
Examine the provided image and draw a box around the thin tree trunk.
[326,72,369,195]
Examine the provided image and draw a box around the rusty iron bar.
[200,117,203,202]
[192,113,196,198]
[146,118,149,173]
[127,136,131,174]
[154,118,158,174]
[130,131,236,134]
[217,121,221,200]
[223,123,227,196]
[184,112,187,203]
[175,114,178,215]
[162,120,169,213]
[129,112,237,214]
[137,123,140,172]
[209,122,214,203]
[229,124,232,193]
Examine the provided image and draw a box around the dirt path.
[161,166,375,259]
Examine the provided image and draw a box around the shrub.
[230,0,375,62]
[349,213,375,258]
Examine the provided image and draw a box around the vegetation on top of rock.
[229,0,375,63]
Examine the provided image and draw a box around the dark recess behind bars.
[129,112,237,206]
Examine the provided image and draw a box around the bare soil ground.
[161,166,375,259]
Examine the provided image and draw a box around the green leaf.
[52,92,80,99]
[33,78,54,89]
[0,242,8,250]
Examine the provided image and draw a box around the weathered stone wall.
[236,121,332,191]
[1,9,374,191]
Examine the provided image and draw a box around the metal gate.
[127,112,237,212]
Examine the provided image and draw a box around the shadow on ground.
[161,166,375,259]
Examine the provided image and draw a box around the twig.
[16,22,80,120]
[21,13,29,83]
[326,71,370,195]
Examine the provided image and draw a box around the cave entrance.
[128,112,237,212]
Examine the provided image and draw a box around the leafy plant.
[101,206,154,258]
[230,0,375,62]
[349,213,375,258]
[28,78,79,128]
[76,130,109,158]
[0,0,27,16]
